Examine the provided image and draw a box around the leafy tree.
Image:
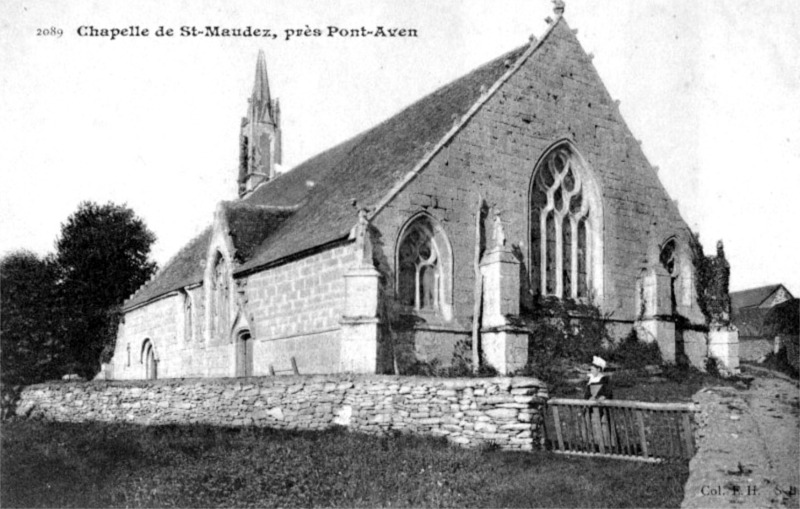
[55,202,157,378]
[0,251,64,385]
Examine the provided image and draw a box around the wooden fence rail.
[546,398,698,462]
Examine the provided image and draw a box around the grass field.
[1,420,688,508]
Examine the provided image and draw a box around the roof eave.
[122,289,183,313]
[233,234,352,278]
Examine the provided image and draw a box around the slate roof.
[730,284,789,311]
[123,22,559,311]
[222,203,296,264]
[124,227,213,308]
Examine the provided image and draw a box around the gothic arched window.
[211,254,230,338]
[397,215,452,318]
[530,144,602,301]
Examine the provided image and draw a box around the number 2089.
[37,27,63,37]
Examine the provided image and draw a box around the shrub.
[609,369,637,388]
[704,356,722,377]
[520,297,609,384]
[399,339,499,378]
[399,358,441,377]
[0,384,20,420]
[607,331,663,370]
[762,350,799,379]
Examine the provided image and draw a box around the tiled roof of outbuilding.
[730,284,787,311]
[123,21,559,311]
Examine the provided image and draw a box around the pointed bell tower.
[238,50,282,197]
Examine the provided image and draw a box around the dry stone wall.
[16,375,548,451]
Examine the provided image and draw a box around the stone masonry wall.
[243,243,355,375]
[111,295,180,379]
[372,19,701,364]
[110,244,355,380]
[17,375,548,451]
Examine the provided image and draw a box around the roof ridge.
[731,284,782,294]
[223,200,301,212]
[240,166,294,199]
[123,16,572,307]
[244,20,563,217]
[367,16,564,220]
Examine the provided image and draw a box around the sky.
[1,0,798,295]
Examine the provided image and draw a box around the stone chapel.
[105,4,738,380]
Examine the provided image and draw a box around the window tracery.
[397,215,451,317]
[530,145,597,300]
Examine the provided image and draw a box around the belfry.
[238,50,282,197]
[108,5,737,381]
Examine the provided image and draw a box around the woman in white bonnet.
[582,355,616,450]
[584,355,613,400]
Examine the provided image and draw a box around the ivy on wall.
[518,297,609,382]
[691,236,731,327]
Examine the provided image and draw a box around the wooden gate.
[546,398,697,462]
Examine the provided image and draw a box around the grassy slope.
[550,366,745,402]
[1,420,687,508]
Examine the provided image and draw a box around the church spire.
[238,50,282,197]
[249,50,274,124]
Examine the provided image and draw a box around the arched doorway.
[236,330,253,377]
[143,340,157,380]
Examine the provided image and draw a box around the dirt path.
[682,373,799,509]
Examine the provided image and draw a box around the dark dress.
[582,375,616,450]
[584,375,613,400]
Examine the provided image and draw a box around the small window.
[184,292,193,342]
[397,214,452,318]
[659,239,677,276]
[660,239,678,313]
